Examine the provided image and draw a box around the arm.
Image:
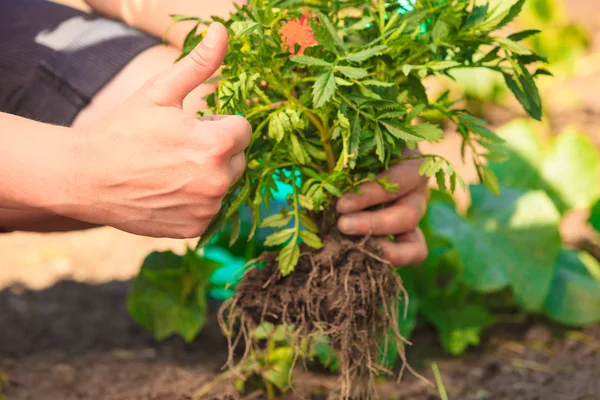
[1,26,250,238]
[83,0,243,48]
[0,112,96,232]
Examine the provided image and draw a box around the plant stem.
[304,110,336,171]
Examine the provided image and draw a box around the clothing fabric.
[0,0,161,126]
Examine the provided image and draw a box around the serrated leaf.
[496,37,532,55]
[349,113,361,169]
[495,0,526,29]
[407,74,429,104]
[299,230,323,249]
[503,71,542,121]
[481,166,500,196]
[381,122,422,142]
[374,123,385,163]
[299,213,318,232]
[323,183,343,197]
[278,240,300,276]
[362,79,394,87]
[335,66,368,79]
[290,55,332,67]
[290,134,308,164]
[229,213,241,247]
[315,11,345,51]
[230,21,260,37]
[508,29,541,42]
[344,45,388,62]
[265,229,295,247]
[412,123,444,141]
[427,60,461,70]
[313,70,337,108]
[268,113,285,142]
[261,213,293,229]
[335,77,355,86]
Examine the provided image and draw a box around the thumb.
[143,23,228,107]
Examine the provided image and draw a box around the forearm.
[83,0,243,48]
[0,112,77,212]
[0,209,98,233]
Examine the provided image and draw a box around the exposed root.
[218,230,420,399]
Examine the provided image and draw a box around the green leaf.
[349,113,361,169]
[344,45,388,62]
[495,37,532,55]
[314,11,345,51]
[127,249,220,342]
[230,21,260,37]
[422,303,495,355]
[426,61,462,70]
[428,186,561,311]
[263,346,295,390]
[268,112,286,142]
[490,121,600,212]
[362,79,394,87]
[495,0,526,29]
[290,55,332,67]
[589,199,600,233]
[544,249,600,326]
[503,70,542,121]
[381,122,422,142]
[335,66,368,80]
[465,4,489,28]
[290,134,308,164]
[312,70,337,108]
[508,29,541,42]
[278,240,300,276]
[374,123,385,163]
[299,230,323,249]
[412,122,444,141]
[407,74,429,104]
[541,130,600,210]
[265,229,295,247]
[299,213,318,232]
[310,336,340,372]
[481,166,500,196]
[261,213,293,229]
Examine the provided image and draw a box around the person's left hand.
[336,154,429,267]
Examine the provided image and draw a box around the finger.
[208,115,253,155]
[337,185,428,236]
[337,157,427,214]
[140,23,229,108]
[198,115,230,122]
[230,152,247,182]
[378,229,428,267]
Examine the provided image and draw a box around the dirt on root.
[222,230,411,399]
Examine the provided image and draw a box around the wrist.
[1,115,85,216]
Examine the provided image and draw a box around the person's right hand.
[58,23,251,239]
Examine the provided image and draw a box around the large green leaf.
[490,121,600,213]
[422,303,495,355]
[428,185,561,311]
[127,249,220,342]
[542,129,600,210]
[544,249,600,326]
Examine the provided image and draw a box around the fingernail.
[203,24,220,48]
[339,217,358,234]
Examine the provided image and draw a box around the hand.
[57,23,251,239]
[336,153,429,266]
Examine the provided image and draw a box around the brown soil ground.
[2,1,600,399]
